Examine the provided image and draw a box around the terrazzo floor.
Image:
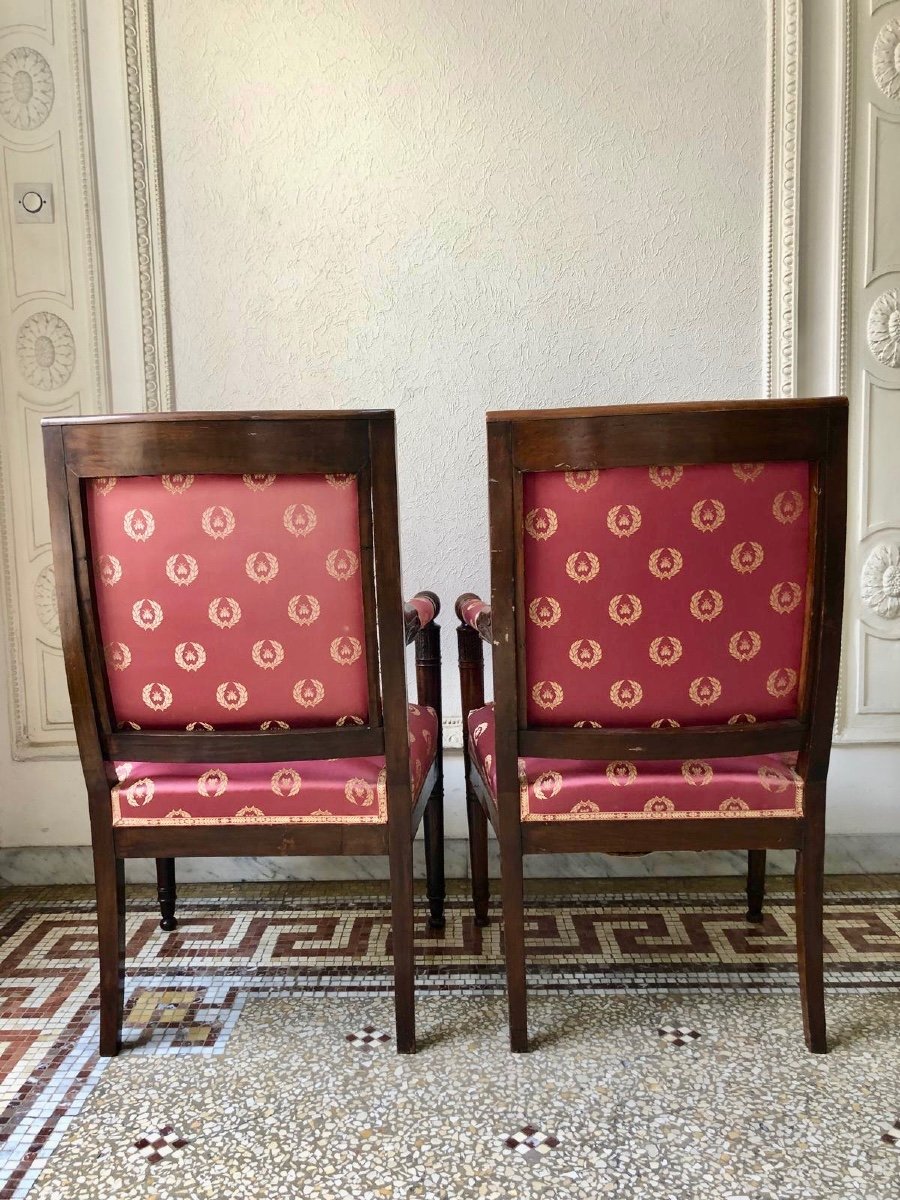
[2,877,900,1198]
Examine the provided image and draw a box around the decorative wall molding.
[121,0,174,414]
[872,17,900,99]
[861,542,900,618]
[0,0,111,759]
[4,833,900,883]
[836,0,900,742]
[0,45,55,130]
[442,716,464,751]
[765,0,802,397]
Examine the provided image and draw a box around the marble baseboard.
[2,835,899,886]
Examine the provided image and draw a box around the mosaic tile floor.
[2,877,900,1198]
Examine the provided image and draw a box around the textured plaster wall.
[0,0,777,856]
[155,0,767,690]
[149,0,768,839]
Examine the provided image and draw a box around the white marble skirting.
[1,835,900,885]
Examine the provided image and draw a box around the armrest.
[404,590,440,645]
[455,593,492,643]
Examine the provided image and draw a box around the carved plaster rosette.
[873,19,900,101]
[861,543,900,620]
[867,290,900,369]
[0,46,54,130]
[16,313,75,391]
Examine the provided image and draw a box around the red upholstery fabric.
[406,594,437,628]
[522,462,810,727]
[111,703,438,826]
[459,596,490,631]
[467,704,802,821]
[87,473,369,728]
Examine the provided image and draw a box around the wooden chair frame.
[456,398,848,1053]
[43,410,444,1056]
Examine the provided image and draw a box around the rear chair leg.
[795,818,827,1054]
[746,849,766,923]
[467,790,490,926]
[95,850,126,1056]
[423,786,446,929]
[156,857,177,931]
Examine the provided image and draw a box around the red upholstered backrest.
[87,472,369,729]
[522,462,810,727]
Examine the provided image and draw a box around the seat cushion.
[111,704,438,827]
[467,704,802,822]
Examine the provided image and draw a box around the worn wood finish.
[106,727,385,765]
[521,818,803,855]
[746,849,766,923]
[455,593,493,643]
[45,424,125,1056]
[406,591,441,644]
[44,411,375,476]
[43,410,442,1057]
[520,722,805,762]
[369,415,417,1053]
[155,857,177,931]
[115,821,390,858]
[458,398,848,1053]
[487,419,529,1051]
[415,616,446,929]
[457,622,490,926]
[503,398,841,471]
[796,795,827,1053]
[357,460,384,730]
[410,761,440,836]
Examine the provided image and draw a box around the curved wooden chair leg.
[746,849,766,923]
[95,850,126,1057]
[467,791,491,927]
[155,857,177,931]
[795,814,827,1053]
[423,787,446,929]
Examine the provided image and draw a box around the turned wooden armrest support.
[455,593,493,644]
[456,595,487,775]
[406,592,442,716]
[404,590,440,645]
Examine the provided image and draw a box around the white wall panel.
[836,1,900,742]
[0,0,110,762]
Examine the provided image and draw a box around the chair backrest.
[86,472,369,730]
[486,399,847,787]
[43,412,410,791]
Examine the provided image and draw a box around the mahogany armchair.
[456,398,847,1053]
[43,410,444,1055]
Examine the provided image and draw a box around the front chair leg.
[389,835,416,1054]
[423,786,446,929]
[498,829,528,1052]
[95,849,126,1057]
[155,857,177,931]
[795,817,827,1053]
[746,849,766,923]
